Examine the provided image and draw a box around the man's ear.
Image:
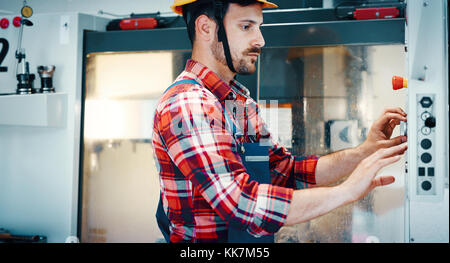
[195,14,215,42]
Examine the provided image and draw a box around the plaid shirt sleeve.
[156,83,293,237]
[269,143,319,189]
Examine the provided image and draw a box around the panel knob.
[421,153,432,163]
[420,139,432,150]
[425,116,436,128]
[420,97,433,108]
[421,181,432,191]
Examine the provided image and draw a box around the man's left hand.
[359,107,408,156]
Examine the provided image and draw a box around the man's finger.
[372,175,396,187]
[362,153,401,182]
[378,135,408,148]
[388,119,402,130]
[366,142,407,164]
[374,155,402,172]
[382,107,407,117]
[383,119,403,137]
[376,113,408,127]
[381,142,408,158]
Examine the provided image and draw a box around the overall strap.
[223,102,243,139]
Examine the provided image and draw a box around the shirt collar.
[230,79,251,98]
[185,59,249,101]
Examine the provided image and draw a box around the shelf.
[85,12,405,54]
[0,93,67,127]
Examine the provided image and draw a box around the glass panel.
[80,50,191,242]
[259,45,407,243]
[81,45,406,243]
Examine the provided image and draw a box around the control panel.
[404,0,449,243]
[416,94,437,196]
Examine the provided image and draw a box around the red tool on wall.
[118,17,158,30]
[353,7,400,20]
[334,1,404,21]
[105,11,180,31]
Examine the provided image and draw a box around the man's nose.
[253,28,265,48]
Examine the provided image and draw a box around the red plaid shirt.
[152,59,319,243]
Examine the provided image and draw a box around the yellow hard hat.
[171,0,278,15]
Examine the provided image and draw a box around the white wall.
[0,0,172,17]
[0,13,110,243]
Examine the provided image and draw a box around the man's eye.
[241,24,250,31]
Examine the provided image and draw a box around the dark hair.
[182,0,262,44]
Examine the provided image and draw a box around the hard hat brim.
[171,0,197,15]
[171,0,278,15]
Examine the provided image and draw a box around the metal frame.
[77,29,88,241]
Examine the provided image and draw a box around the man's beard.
[211,40,261,75]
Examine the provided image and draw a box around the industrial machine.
[0,0,448,243]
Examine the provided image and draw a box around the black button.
[421,139,432,149]
[420,97,433,108]
[428,167,434,176]
[422,181,432,191]
[425,117,436,128]
[421,153,432,163]
[418,167,425,176]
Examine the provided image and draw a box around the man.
[152,0,408,243]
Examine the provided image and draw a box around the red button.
[13,16,21,27]
[392,76,407,90]
[0,18,9,29]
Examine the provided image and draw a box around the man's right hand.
[338,142,408,202]
[284,141,407,227]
